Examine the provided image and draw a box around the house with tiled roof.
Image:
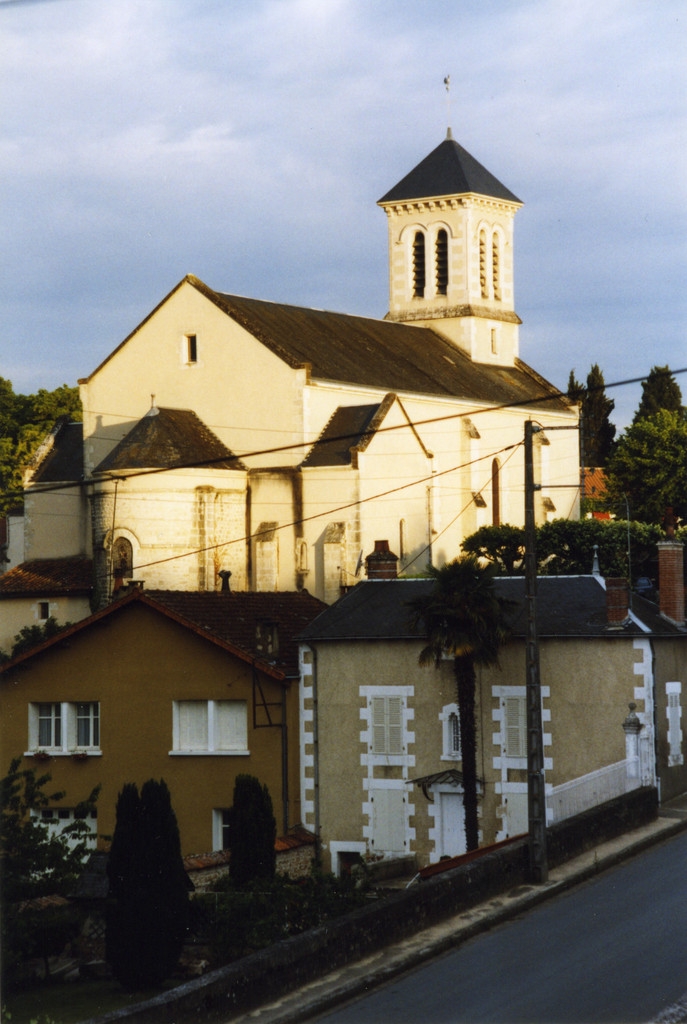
[0,586,325,858]
[298,539,686,874]
[6,130,578,628]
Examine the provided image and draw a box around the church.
[1,130,579,639]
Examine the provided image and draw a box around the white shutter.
[387,697,403,754]
[667,688,683,766]
[504,696,526,758]
[215,701,247,751]
[179,701,208,750]
[371,697,387,753]
[371,788,405,852]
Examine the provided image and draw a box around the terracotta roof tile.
[0,557,92,597]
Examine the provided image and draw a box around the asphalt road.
[313,830,687,1024]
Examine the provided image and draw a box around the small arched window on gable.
[112,536,133,590]
[492,232,501,300]
[479,229,488,299]
[435,229,448,295]
[491,459,501,527]
[412,231,426,297]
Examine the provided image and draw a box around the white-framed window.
[212,808,232,851]
[172,700,248,755]
[667,682,683,767]
[371,696,403,755]
[29,702,100,754]
[440,703,461,760]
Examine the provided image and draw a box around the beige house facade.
[299,566,686,875]
[0,587,325,857]
[1,132,579,646]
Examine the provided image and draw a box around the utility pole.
[524,420,548,883]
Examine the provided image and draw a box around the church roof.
[302,403,381,467]
[94,407,245,474]
[378,134,521,206]
[191,279,569,414]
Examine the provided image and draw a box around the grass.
[3,977,183,1024]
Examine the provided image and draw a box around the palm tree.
[410,555,511,851]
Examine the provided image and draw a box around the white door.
[438,791,466,859]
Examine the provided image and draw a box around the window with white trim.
[667,682,683,767]
[172,700,247,754]
[371,696,403,755]
[440,703,461,760]
[213,808,232,851]
[29,702,100,753]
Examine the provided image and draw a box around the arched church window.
[112,537,133,581]
[435,229,448,295]
[479,230,488,299]
[492,232,501,300]
[491,459,501,527]
[412,231,426,297]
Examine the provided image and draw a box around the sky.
[1,0,685,432]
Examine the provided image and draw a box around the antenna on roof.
[444,75,453,139]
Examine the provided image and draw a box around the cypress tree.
[106,780,190,990]
[580,364,616,467]
[226,775,276,886]
[633,365,683,422]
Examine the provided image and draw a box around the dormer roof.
[378,134,521,206]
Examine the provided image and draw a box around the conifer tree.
[226,775,276,886]
[106,780,190,990]
[633,365,683,422]
[580,364,616,467]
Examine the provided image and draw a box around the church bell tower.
[378,131,523,366]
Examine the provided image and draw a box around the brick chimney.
[605,576,629,628]
[365,540,399,580]
[658,540,685,628]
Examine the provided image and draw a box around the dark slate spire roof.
[378,133,521,205]
[29,418,84,484]
[94,407,246,473]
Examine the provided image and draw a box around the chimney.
[605,576,629,628]
[365,540,399,580]
[658,540,685,628]
[218,569,232,593]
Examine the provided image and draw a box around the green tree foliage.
[607,410,687,524]
[226,775,277,887]
[0,759,99,988]
[633,365,684,422]
[461,520,666,584]
[0,617,72,664]
[409,556,511,852]
[0,378,82,515]
[461,524,525,574]
[574,363,616,468]
[106,779,190,990]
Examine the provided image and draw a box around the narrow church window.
[479,230,488,299]
[412,231,426,297]
[435,229,448,295]
[492,459,501,526]
[492,233,501,300]
[186,334,198,363]
[399,519,407,561]
[491,329,498,356]
[112,537,133,581]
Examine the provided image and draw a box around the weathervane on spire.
[444,75,453,139]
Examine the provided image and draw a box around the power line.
[9,364,685,505]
